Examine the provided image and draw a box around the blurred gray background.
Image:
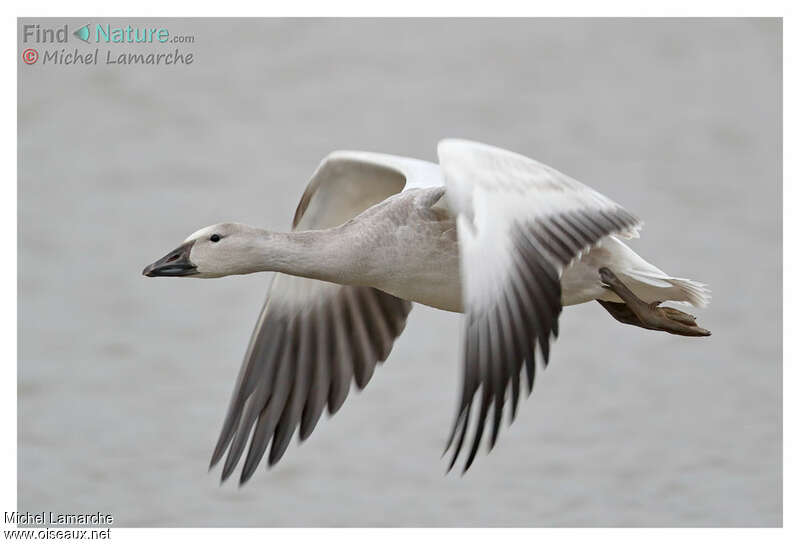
[18,18,780,526]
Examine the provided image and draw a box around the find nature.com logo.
[21,23,196,66]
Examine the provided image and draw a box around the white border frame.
[4,2,792,541]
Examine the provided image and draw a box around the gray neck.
[251,227,363,285]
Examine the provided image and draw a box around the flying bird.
[143,139,711,484]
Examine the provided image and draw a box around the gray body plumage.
[143,139,711,483]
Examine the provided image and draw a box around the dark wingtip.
[220,453,238,483]
[509,381,520,423]
[489,411,502,451]
[239,451,261,485]
[209,430,233,470]
[268,434,292,467]
[447,452,458,473]
[446,437,462,473]
[463,425,483,472]
[238,471,253,487]
[443,409,465,456]
[461,456,475,475]
[209,449,223,471]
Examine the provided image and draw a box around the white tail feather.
[668,277,712,308]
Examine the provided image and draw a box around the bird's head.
[142,223,265,278]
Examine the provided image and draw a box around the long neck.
[249,227,364,284]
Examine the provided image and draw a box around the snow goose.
[143,139,711,483]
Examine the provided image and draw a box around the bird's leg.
[598,299,700,331]
[597,267,711,337]
[659,306,701,326]
[596,300,660,331]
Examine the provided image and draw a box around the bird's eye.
[210,234,221,243]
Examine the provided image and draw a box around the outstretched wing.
[210,151,442,484]
[438,139,642,472]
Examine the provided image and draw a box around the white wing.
[438,139,642,471]
[210,151,441,484]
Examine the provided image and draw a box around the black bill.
[142,241,197,277]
